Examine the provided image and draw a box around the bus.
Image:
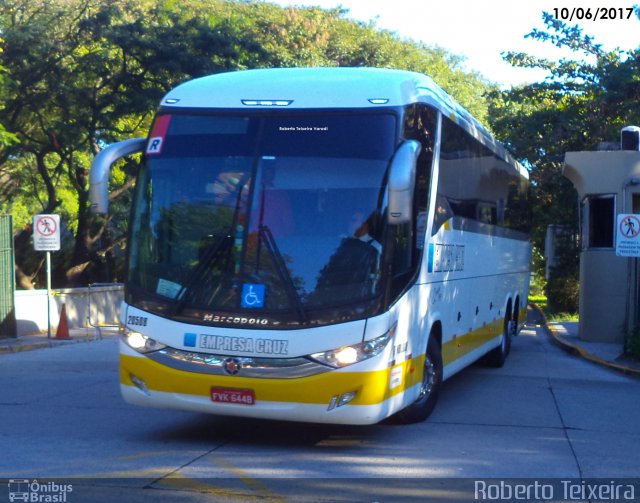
[90,67,531,425]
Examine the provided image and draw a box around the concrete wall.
[564,150,640,343]
[15,284,123,336]
[579,252,628,343]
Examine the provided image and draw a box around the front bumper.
[120,342,423,425]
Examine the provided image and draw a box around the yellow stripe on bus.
[442,318,504,365]
[122,316,511,406]
[120,354,424,406]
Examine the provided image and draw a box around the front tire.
[396,335,443,423]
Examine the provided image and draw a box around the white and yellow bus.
[90,68,531,425]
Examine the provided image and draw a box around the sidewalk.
[545,321,640,377]
[0,326,120,354]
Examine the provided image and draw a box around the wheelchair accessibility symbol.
[241,283,265,308]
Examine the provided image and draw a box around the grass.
[625,326,640,361]
[528,294,579,322]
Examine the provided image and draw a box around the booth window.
[583,195,614,248]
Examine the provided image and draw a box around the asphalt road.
[1,309,639,502]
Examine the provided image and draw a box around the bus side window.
[404,104,436,253]
[390,104,438,295]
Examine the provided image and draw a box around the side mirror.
[89,138,146,214]
[387,140,421,224]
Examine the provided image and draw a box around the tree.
[0,38,19,197]
[0,0,494,288]
[1,0,258,287]
[489,10,640,310]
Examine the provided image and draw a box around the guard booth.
[0,214,17,338]
[563,126,640,343]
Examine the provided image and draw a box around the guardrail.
[87,283,122,339]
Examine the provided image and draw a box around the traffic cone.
[55,303,71,340]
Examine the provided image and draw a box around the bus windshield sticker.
[146,114,171,155]
[416,211,427,249]
[157,278,183,299]
[241,283,265,308]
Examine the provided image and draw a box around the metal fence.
[0,215,16,338]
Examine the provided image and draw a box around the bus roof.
[163,67,465,116]
[160,67,526,178]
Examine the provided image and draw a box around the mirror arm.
[89,138,146,214]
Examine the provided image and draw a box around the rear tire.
[396,335,443,423]
[485,313,513,368]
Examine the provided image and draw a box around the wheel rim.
[501,318,515,352]
[418,354,437,400]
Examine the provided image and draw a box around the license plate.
[211,387,255,406]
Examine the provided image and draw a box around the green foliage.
[490,11,640,311]
[0,0,493,288]
[545,274,579,314]
[528,294,547,310]
[0,39,18,149]
[626,325,640,361]
[545,225,580,314]
[529,294,578,322]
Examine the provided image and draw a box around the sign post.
[616,214,640,340]
[33,214,61,338]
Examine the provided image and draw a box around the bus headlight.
[310,331,392,368]
[123,331,166,354]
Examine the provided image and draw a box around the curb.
[546,324,640,377]
[531,303,640,377]
[0,339,76,354]
[0,330,118,355]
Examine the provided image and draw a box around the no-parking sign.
[615,214,640,257]
[33,214,61,251]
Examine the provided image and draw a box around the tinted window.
[435,116,529,237]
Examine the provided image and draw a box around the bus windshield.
[127,112,398,326]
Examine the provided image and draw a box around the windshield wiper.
[171,232,234,316]
[258,225,307,323]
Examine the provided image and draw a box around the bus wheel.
[397,335,442,423]
[486,313,512,368]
